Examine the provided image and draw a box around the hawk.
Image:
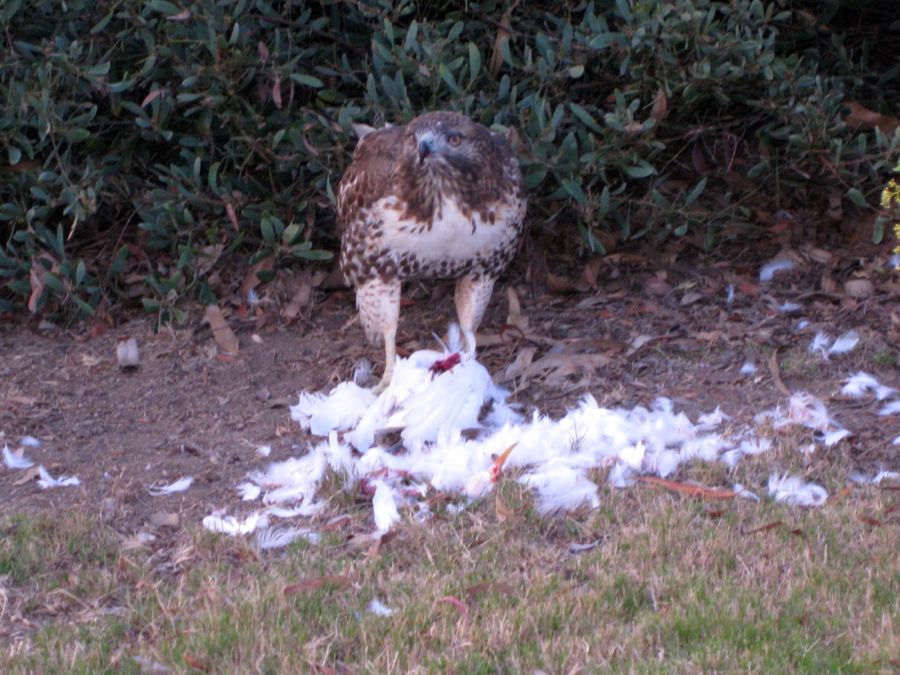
[337,111,526,390]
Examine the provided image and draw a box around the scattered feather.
[841,371,897,400]
[372,480,400,532]
[368,598,395,616]
[777,302,802,313]
[809,332,831,356]
[148,476,193,495]
[725,284,735,305]
[828,330,859,355]
[733,483,760,501]
[237,482,261,501]
[878,400,900,416]
[3,445,34,469]
[37,466,81,489]
[202,512,266,535]
[820,429,850,446]
[767,473,827,507]
[20,435,41,448]
[759,258,795,281]
[739,361,757,376]
[256,526,319,550]
[796,319,810,330]
[256,445,272,457]
[848,470,900,485]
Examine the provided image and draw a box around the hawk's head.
[407,112,484,175]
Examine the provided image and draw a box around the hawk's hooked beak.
[417,132,435,163]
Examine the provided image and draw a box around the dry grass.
[1,455,897,674]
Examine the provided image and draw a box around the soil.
[1,234,898,541]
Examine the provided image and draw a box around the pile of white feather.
[200,324,900,543]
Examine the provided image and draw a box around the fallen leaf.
[149,512,180,528]
[649,88,668,126]
[283,575,352,597]
[13,466,40,486]
[495,494,517,522]
[183,654,209,672]
[857,515,883,527]
[283,271,314,321]
[506,286,528,330]
[767,350,790,396]
[841,101,900,134]
[500,346,537,382]
[743,521,783,535]
[844,279,873,298]
[465,582,515,601]
[204,304,239,354]
[435,595,469,617]
[636,476,738,500]
[239,256,274,302]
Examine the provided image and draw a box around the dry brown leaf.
[522,353,608,386]
[183,654,210,672]
[842,101,900,134]
[283,271,315,321]
[435,595,469,617]
[495,494,517,523]
[649,88,668,127]
[844,279,873,298]
[506,286,528,330]
[767,350,790,396]
[6,394,37,406]
[500,346,537,382]
[465,582,515,601]
[546,272,588,294]
[149,512,180,528]
[636,476,737,500]
[489,4,516,77]
[283,575,352,597]
[240,256,274,301]
[204,304,240,354]
[13,466,40,486]
[743,521,784,536]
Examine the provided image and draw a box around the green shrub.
[1,0,898,318]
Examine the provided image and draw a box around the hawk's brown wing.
[336,124,408,232]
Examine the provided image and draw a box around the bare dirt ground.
[1,233,898,550]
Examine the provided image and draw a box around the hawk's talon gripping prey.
[336,112,526,387]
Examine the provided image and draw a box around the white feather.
[733,483,760,501]
[148,476,193,495]
[878,400,900,416]
[237,482,262,500]
[809,332,831,356]
[519,461,600,514]
[777,302,802,313]
[828,330,859,355]
[740,361,757,375]
[202,512,267,535]
[841,371,893,399]
[369,598,395,616]
[20,435,41,448]
[725,284,735,305]
[3,445,34,469]
[767,473,827,507]
[849,470,900,485]
[37,466,80,489]
[292,382,376,436]
[255,526,319,550]
[759,258,795,281]
[821,429,850,446]
[372,480,401,532]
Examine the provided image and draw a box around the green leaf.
[845,188,867,208]
[568,65,584,78]
[438,63,461,96]
[622,163,655,179]
[569,103,602,133]
[66,129,91,143]
[560,178,587,205]
[146,0,181,16]
[684,178,708,206]
[7,146,21,165]
[588,32,623,50]
[260,217,275,243]
[282,223,301,245]
[86,62,111,77]
[75,260,86,287]
[468,42,481,82]
[290,73,323,88]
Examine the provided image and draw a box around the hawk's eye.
[446,133,462,147]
